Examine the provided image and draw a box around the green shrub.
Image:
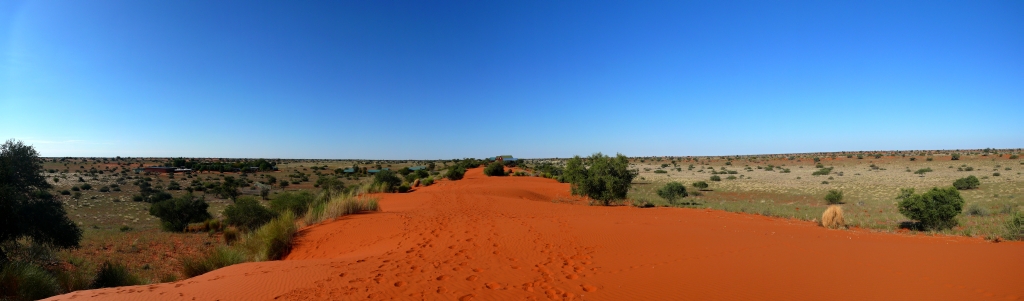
[564,153,637,206]
[1010,154,1020,160]
[913,168,933,175]
[964,203,988,216]
[223,197,276,231]
[223,227,239,245]
[80,183,92,190]
[726,175,737,180]
[421,177,434,186]
[709,175,721,181]
[656,182,688,205]
[653,170,667,174]
[692,181,709,191]
[149,194,212,232]
[445,166,466,181]
[993,172,1001,177]
[811,167,833,176]
[0,261,60,300]
[371,170,402,192]
[824,189,843,205]
[484,162,506,176]
[952,175,980,190]
[1005,211,1023,240]
[951,153,961,160]
[180,246,245,277]
[896,187,964,231]
[269,191,315,216]
[397,184,411,193]
[91,261,141,289]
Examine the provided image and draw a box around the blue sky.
[1,1,1021,159]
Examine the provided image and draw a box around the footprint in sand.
[581,284,598,292]
[466,275,478,281]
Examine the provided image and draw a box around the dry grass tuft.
[822,205,846,229]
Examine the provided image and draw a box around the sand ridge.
[46,167,1024,300]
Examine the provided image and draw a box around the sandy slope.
[47,168,1024,300]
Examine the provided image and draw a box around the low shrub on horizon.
[656,182,688,205]
[953,175,980,190]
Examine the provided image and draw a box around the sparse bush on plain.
[896,187,964,231]
[812,167,833,176]
[710,175,721,181]
[269,191,316,217]
[964,203,988,216]
[952,175,980,190]
[951,153,961,160]
[692,181,709,191]
[656,182,688,205]
[913,167,933,175]
[824,189,843,205]
[564,153,637,206]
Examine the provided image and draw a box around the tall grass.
[180,246,246,277]
[91,261,142,289]
[236,211,298,261]
[0,261,60,301]
[303,192,379,226]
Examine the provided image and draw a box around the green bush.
[0,261,60,300]
[80,183,92,190]
[952,175,980,190]
[445,166,466,181]
[397,184,411,193]
[812,167,833,176]
[91,261,141,289]
[223,197,276,231]
[692,181,709,191]
[656,182,688,205]
[421,177,434,186]
[710,175,721,181]
[372,170,402,192]
[913,168,933,175]
[824,189,843,204]
[564,153,637,205]
[964,203,988,216]
[484,162,506,176]
[149,194,212,232]
[269,191,315,216]
[896,187,964,231]
[951,153,961,160]
[1005,211,1023,240]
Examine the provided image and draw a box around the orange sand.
[47,168,1024,300]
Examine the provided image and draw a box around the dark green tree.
[484,162,506,176]
[564,153,637,205]
[896,187,964,230]
[953,175,980,190]
[372,170,402,192]
[223,197,276,231]
[149,193,212,232]
[0,139,82,260]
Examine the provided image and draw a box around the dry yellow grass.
[822,205,846,229]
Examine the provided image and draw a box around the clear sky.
[1,1,1021,159]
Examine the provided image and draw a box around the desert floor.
[46,167,1024,301]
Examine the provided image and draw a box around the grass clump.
[656,182,688,205]
[370,170,402,193]
[1005,211,1023,240]
[952,175,980,190]
[964,203,988,217]
[91,261,141,289]
[822,205,846,229]
[811,167,833,176]
[0,261,60,300]
[913,167,933,175]
[180,246,246,277]
[896,187,964,231]
[236,211,297,261]
[303,193,380,226]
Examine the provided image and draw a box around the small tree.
[564,153,637,205]
[445,166,466,181]
[824,189,843,205]
[656,182,688,205]
[372,170,402,192]
[223,197,276,231]
[952,175,980,190]
[692,181,709,191]
[484,162,506,176]
[149,193,212,232]
[951,153,961,160]
[896,187,964,231]
[0,139,82,260]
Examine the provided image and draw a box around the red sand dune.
[48,168,1024,300]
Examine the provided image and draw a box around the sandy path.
[47,168,1024,300]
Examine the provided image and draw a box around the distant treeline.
[165,158,278,172]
